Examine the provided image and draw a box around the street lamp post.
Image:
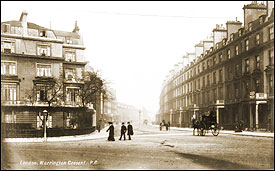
[170,109,173,125]
[42,110,48,142]
[179,107,182,127]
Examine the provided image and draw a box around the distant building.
[116,103,139,124]
[103,87,118,123]
[158,2,274,132]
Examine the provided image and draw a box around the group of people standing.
[106,122,134,141]
[159,120,170,131]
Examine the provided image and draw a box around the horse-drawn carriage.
[192,111,220,136]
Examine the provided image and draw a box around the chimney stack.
[19,10,28,36]
[212,24,227,45]
[226,20,242,39]
[266,1,274,18]
[194,43,203,58]
[243,2,266,30]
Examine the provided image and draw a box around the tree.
[24,78,63,129]
[80,70,113,108]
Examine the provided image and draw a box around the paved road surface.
[2,125,274,170]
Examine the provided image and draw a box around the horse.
[192,118,201,136]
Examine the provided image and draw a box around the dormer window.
[66,37,73,44]
[39,30,46,37]
[1,40,15,53]
[2,24,11,33]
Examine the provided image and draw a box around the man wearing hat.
[127,122,133,140]
[119,122,127,140]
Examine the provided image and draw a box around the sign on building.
[250,91,256,99]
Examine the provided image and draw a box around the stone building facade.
[157,2,274,132]
[1,11,93,133]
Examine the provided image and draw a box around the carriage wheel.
[196,128,200,136]
[200,128,206,136]
[211,124,220,136]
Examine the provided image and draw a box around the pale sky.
[1,1,252,115]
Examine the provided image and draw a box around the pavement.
[2,127,110,143]
[2,125,274,143]
[168,126,275,138]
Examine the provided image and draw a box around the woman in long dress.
[106,122,115,141]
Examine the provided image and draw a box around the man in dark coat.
[106,122,115,141]
[119,122,127,140]
[127,122,133,140]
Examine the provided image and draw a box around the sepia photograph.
[1,1,274,170]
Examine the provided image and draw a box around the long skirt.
[108,135,115,141]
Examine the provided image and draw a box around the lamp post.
[170,109,173,125]
[179,107,182,127]
[42,109,48,142]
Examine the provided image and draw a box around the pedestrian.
[119,122,127,140]
[167,121,170,131]
[127,122,133,140]
[97,124,101,133]
[106,122,115,141]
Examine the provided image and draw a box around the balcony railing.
[1,100,83,107]
[1,100,25,105]
[64,77,84,84]
[65,101,82,107]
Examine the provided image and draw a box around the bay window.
[35,84,53,102]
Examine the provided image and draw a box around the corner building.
[1,11,92,135]
[158,2,274,132]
